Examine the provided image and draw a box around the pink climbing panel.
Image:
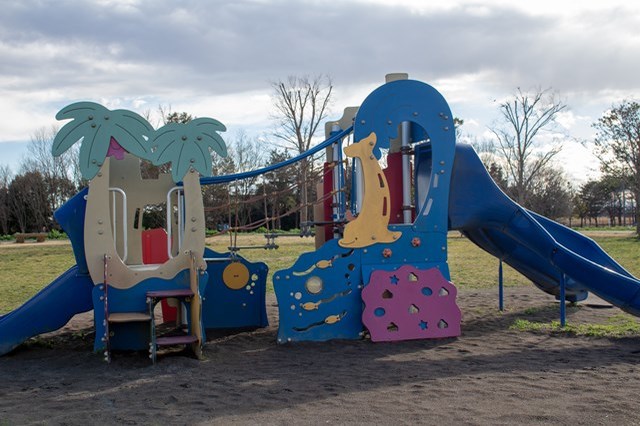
[362,265,461,342]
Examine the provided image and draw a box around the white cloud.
[556,111,576,130]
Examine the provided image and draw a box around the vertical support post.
[353,158,363,215]
[178,189,185,250]
[330,125,342,236]
[498,259,504,312]
[559,273,566,327]
[337,139,346,220]
[103,254,110,363]
[401,121,412,224]
[149,295,156,364]
[112,190,117,251]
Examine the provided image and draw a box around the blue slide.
[0,265,94,355]
[443,143,640,316]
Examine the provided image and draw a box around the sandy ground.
[1,285,639,425]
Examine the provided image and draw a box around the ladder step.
[156,335,198,346]
[108,312,152,323]
[146,289,194,298]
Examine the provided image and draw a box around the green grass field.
[0,244,76,314]
[1,233,639,315]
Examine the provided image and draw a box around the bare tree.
[490,88,567,206]
[8,171,50,233]
[21,126,77,213]
[0,165,12,234]
[260,149,297,230]
[577,179,610,227]
[526,166,573,220]
[593,100,640,235]
[270,75,333,225]
[228,130,266,227]
[202,150,236,230]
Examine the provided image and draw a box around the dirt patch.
[1,286,639,424]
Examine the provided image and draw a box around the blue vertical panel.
[202,248,268,330]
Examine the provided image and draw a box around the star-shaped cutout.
[390,275,399,285]
[419,320,428,330]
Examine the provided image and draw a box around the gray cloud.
[2,0,639,100]
[0,0,639,181]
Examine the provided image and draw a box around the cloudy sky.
[1,0,639,182]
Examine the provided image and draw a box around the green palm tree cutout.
[151,118,228,182]
[52,102,153,179]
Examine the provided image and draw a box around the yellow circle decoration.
[223,262,250,290]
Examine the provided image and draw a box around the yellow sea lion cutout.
[339,132,402,248]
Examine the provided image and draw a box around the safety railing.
[166,187,185,259]
[109,187,127,263]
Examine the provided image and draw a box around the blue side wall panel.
[202,248,268,330]
[53,188,88,274]
[274,240,363,343]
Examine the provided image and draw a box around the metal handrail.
[166,187,184,259]
[109,187,127,263]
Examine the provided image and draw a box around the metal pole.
[559,273,566,327]
[401,121,412,224]
[354,158,363,215]
[499,259,504,311]
[337,138,346,221]
[331,125,341,229]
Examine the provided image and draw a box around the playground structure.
[2,73,640,361]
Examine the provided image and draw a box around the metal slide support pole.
[559,273,567,327]
[499,259,504,312]
[401,121,412,224]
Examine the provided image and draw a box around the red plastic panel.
[141,228,176,322]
